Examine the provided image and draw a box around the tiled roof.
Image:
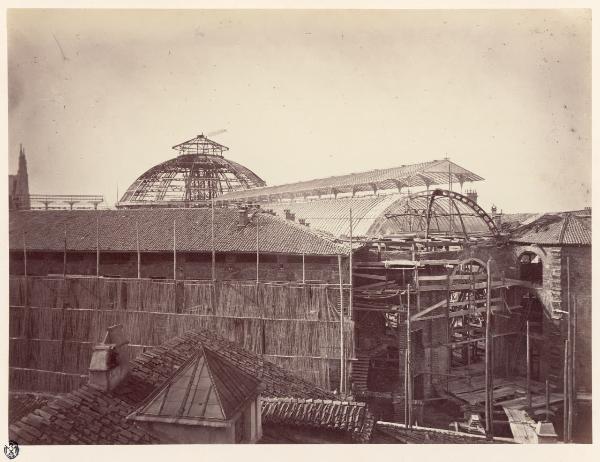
[9,328,336,445]
[510,212,591,246]
[261,397,375,442]
[9,208,348,256]
[373,422,514,444]
[220,159,483,202]
[9,393,52,424]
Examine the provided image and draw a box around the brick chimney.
[284,210,295,221]
[238,208,249,227]
[89,324,130,391]
[298,218,306,225]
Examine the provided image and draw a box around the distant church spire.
[14,144,30,209]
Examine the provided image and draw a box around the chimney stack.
[465,189,478,204]
[238,208,249,227]
[298,218,306,225]
[89,324,130,391]
[284,210,295,221]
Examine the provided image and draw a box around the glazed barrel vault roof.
[117,135,265,208]
[9,208,348,256]
[262,189,496,239]
[219,158,483,202]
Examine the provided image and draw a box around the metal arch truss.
[383,188,499,240]
[424,189,499,240]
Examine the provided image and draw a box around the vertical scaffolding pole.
[349,209,353,319]
[527,320,531,410]
[485,258,493,440]
[302,252,306,284]
[404,349,409,426]
[407,282,412,428]
[572,298,577,423]
[173,219,177,281]
[22,231,28,308]
[338,254,345,395]
[563,338,569,442]
[211,195,216,281]
[63,225,67,277]
[136,221,141,279]
[256,213,260,284]
[448,161,453,235]
[96,216,100,277]
[545,378,550,422]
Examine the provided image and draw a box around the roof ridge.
[262,212,350,253]
[202,346,261,419]
[558,213,571,245]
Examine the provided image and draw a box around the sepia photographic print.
[3,4,595,451]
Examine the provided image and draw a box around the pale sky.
[7,9,591,213]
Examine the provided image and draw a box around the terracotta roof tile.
[510,212,591,246]
[261,397,375,442]
[9,208,348,256]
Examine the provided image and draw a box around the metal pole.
[338,254,345,395]
[173,219,176,281]
[96,216,100,277]
[485,258,493,440]
[136,220,141,279]
[302,252,305,284]
[563,338,569,442]
[527,320,531,411]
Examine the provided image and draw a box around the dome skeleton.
[118,134,266,207]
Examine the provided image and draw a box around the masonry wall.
[561,246,592,393]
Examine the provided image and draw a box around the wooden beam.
[411,299,446,321]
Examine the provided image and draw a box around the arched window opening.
[519,252,543,285]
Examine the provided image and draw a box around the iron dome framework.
[117,135,266,208]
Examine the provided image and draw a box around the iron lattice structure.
[117,135,266,208]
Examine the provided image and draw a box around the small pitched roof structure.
[219,159,483,202]
[9,208,349,256]
[131,347,261,424]
[509,211,591,246]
